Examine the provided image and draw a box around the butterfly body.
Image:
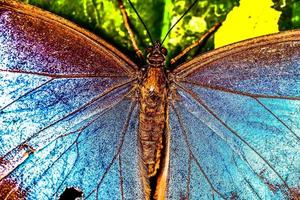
[138,42,168,179]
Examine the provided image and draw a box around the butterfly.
[0,0,299,199]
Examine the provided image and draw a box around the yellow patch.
[214,0,281,48]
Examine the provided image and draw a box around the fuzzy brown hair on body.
[138,41,169,199]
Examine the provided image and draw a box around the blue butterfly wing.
[168,31,300,199]
[0,2,144,199]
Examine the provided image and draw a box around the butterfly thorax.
[138,42,168,180]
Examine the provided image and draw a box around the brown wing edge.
[0,0,139,75]
[173,29,300,78]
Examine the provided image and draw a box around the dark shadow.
[59,187,83,200]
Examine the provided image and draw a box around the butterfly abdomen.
[139,66,168,179]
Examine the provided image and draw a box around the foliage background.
[22,0,300,66]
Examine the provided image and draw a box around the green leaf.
[22,0,300,64]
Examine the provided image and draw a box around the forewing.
[0,1,143,199]
[174,31,300,99]
[167,31,300,199]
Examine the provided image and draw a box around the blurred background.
[22,0,300,65]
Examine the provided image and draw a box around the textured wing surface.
[0,1,143,199]
[174,31,300,99]
[167,31,300,199]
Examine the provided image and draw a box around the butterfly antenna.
[161,0,200,44]
[128,0,154,45]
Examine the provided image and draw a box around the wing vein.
[0,69,130,79]
[181,97,278,196]
[177,80,300,141]
[53,141,81,197]
[118,154,125,200]
[84,101,136,199]
[255,98,300,141]
[186,154,192,199]
[0,78,54,111]
[1,79,135,180]
[171,102,227,199]
[174,82,291,193]
[24,79,135,143]
[179,80,300,100]
[244,178,263,200]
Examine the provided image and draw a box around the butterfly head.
[146,41,167,67]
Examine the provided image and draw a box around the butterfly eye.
[161,47,168,55]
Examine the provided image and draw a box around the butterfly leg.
[170,23,222,65]
[117,0,144,60]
